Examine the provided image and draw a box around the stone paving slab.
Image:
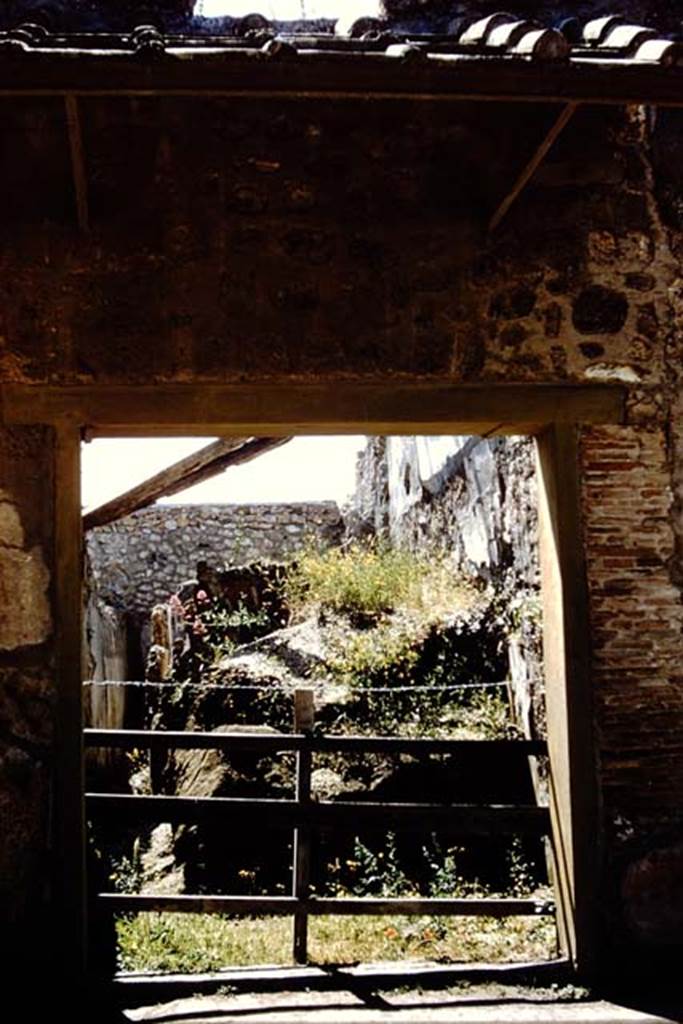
[126,990,681,1024]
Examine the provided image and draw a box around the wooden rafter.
[489,102,579,233]
[64,93,89,233]
[82,435,292,530]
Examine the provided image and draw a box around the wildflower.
[192,618,207,636]
[384,926,399,939]
[196,589,210,605]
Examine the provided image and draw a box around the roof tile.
[0,4,680,75]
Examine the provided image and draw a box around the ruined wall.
[0,8,682,974]
[350,435,543,737]
[0,94,671,392]
[86,502,343,618]
[352,436,537,586]
[0,425,54,967]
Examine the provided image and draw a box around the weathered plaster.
[0,426,55,968]
[0,496,51,650]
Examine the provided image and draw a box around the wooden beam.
[53,424,87,981]
[97,893,554,917]
[86,793,551,835]
[82,434,291,530]
[64,94,89,233]
[83,728,548,756]
[0,56,682,107]
[292,688,314,964]
[489,102,578,233]
[535,424,600,981]
[2,383,626,435]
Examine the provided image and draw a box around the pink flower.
[196,589,210,605]
[192,618,207,636]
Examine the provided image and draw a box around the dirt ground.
[121,974,683,1024]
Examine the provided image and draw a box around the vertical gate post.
[292,688,314,964]
[535,424,599,979]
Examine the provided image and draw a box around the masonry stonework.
[0,0,682,985]
[86,501,343,618]
[350,435,543,738]
[0,426,54,968]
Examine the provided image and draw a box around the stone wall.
[0,425,54,969]
[0,1,683,979]
[581,427,683,826]
[86,502,343,618]
[350,435,543,737]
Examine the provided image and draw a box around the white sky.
[197,1,381,20]
[81,436,366,512]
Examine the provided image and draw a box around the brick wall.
[582,426,683,826]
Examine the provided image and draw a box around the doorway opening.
[81,431,563,978]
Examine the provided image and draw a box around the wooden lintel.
[64,94,89,233]
[1,383,626,435]
[489,102,578,233]
[83,434,291,530]
[0,58,682,107]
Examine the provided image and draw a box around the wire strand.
[83,678,538,693]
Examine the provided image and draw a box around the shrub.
[286,541,472,620]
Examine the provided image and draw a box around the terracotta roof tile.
[0,4,680,103]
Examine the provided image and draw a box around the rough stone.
[572,287,629,335]
[622,844,683,945]
[348,436,543,738]
[625,273,656,292]
[86,502,343,618]
[0,500,24,548]
[579,342,606,360]
[0,533,51,650]
[489,286,536,320]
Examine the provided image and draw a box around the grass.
[287,542,474,621]
[285,542,505,717]
[116,907,557,973]
[116,837,556,973]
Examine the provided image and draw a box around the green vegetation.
[112,542,547,974]
[281,541,512,738]
[115,834,555,973]
[323,685,514,740]
[116,908,556,973]
[171,593,276,683]
[287,542,474,621]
